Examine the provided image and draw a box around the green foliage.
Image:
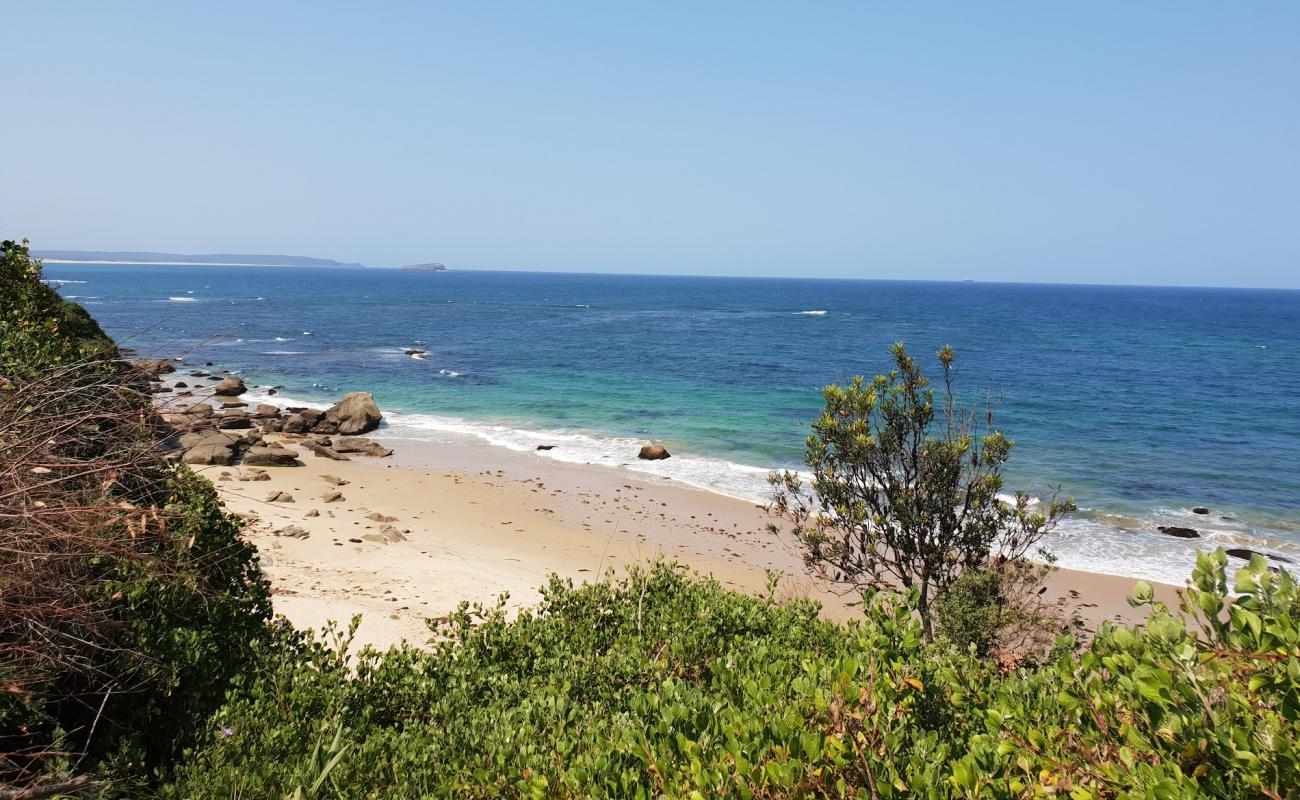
[0,239,270,790]
[1,238,114,379]
[770,342,1075,639]
[933,568,1004,657]
[163,554,1297,798]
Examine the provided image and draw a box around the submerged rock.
[1157,525,1200,539]
[1191,507,1210,515]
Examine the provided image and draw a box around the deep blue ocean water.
[46,264,1300,583]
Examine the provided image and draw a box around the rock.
[638,443,671,460]
[256,403,280,418]
[404,348,427,356]
[310,421,340,435]
[332,437,393,457]
[366,512,398,523]
[305,509,320,518]
[536,444,556,451]
[179,430,243,450]
[238,470,272,482]
[1225,547,1292,564]
[155,386,173,393]
[134,359,175,376]
[363,524,407,544]
[324,392,382,435]
[282,408,325,434]
[213,377,247,396]
[265,491,295,503]
[191,371,209,378]
[242,446,300,467]
[301,439,349,461]
[321,474,350,486]
[276,525,310,539]
[216,414,252,430]
[262,418,285,432]
[1157,525,1200,539]
[321,490,344,503]
[174,381,188,388]
[1191,507,1210,515]
[267,387,278,396]
[186,404,216,418]
[204,361,214,367]
[182,444,236,465]
[219,397,248,407]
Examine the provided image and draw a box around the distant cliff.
[401,262,447,271]
[33,250,364,267]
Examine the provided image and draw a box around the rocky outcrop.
[1157,525,1200,539]
[324,392,382,435]
[212,377,246,396]
[638,443,671,460]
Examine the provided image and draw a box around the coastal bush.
[0,240,271,792]
[163,554,1297,799]
[0,238,114,380]
[770,342,1076,642]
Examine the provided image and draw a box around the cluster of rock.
[1154,508,1292,566]
[145,361,392,468]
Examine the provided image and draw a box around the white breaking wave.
[274,337,289,342]
[167,296,197,302]
[437,368,461,376]
[262,351,306,355]
[798,310,828,316]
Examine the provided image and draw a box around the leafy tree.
[769,342,1074,640]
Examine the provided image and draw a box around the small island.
[401,262,447,271]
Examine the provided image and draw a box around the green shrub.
[163,553,1297,799]
[933,568,1004,657]
[0,239,271,791]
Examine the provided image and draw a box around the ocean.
[45,264,1300,585]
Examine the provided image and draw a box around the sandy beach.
[187,428,1181,650]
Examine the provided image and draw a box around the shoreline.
[191,422,1183,650]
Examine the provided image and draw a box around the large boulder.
[638,443,671,461]
[255,403,280,418]
[324,392,382,435]
[212,376,247,396]
[242,446,301,467]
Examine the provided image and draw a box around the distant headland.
[400,262,447,271]
[32,250,364,267]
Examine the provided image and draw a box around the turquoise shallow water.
[47,264,1300,583]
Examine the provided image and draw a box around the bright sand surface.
[197,434,1182,650]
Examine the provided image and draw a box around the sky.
[2,3,1298,287]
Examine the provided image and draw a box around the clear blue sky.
[3,3,1297,286]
